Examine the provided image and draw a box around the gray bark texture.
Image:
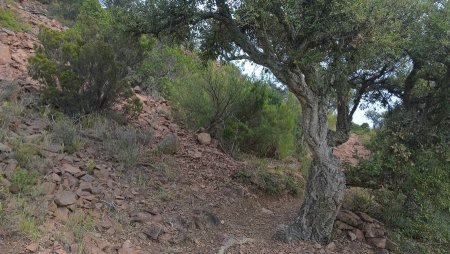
[275,77,346,244]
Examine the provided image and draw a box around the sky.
[236,61,380,126]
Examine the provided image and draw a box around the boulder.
[196,133,211,145]
[336,209,363,227]
[0,143,11,153]
[366,237,387,249]
[157,133,178,154]
[61,163,82,175]
[143,224,163,240]
[54,191,77,206]
[26,242,39,253]
[363,223,385,238]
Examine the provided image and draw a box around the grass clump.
[65,211,94,242]
[19,216,40,240]
[10,168,39,193]
[51,119,84,154]
[0,8,30,31]
[82,115,152,169]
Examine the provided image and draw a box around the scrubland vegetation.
[0,0,448,253]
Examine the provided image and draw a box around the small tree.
[29,0,146,115]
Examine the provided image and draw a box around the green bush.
[167,61,248,132]
[0,8,30,31]
[233,158,303,196]
[10,169,39,193]
[347,103,450,253]
[28,0,145,115]
[45,0,84,26]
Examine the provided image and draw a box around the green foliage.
[19,216,40,240]
[233,158,303,196]
[348,101,450,252]
[46,0,84,26]
[147,48,303,158]
[0,8,30,31]
[223,90,301,158]
[28,1,144,115]
[11,142,39,170]
[10,169,39,193]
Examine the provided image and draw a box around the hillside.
[1,1,393,254]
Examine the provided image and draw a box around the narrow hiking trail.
[1,1,381,254]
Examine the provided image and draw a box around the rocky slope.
[0,1,388,254]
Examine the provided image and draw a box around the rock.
[55,207,69,222]
[118,240,140,254]
[366,237,387,249]
[1,177,11,188]
[0,43,11,65]
[143,224,162,240]
[348,231,357,241]
[325,242,336,252]
[26,242,39,252]
[334,220,355,231]
[261,208,274,215]
[353,228,365,241]
[130,212,152,223]
[42,182,56,195]
[363,223,385,238]
[4,159,18,172]
[157,133,178,154]
[61,163,81,175]
[356,212,375,223]
[52,173,61,182]
[196,133,211,145]
[78,181,92,192]
[336,210,362,227]
[54,191,77,206]
[81,174,95,182]
[9,183,19,194]
[0,143,11,153]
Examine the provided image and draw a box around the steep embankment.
[1,1,385,254]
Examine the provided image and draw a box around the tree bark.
[276,94,346,245]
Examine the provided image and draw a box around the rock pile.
[335,209,397,252]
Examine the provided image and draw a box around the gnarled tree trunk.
[276,92,346,244]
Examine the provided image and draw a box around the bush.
[233,158,303,196]
[10,169,39,193]
[347,102,450,253]
[82,115,152,168]
[28,0,145,115]
[0,8,30,31]
[167,61,248,133]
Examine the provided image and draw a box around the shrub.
[347,102,450,253]
[28,0,145,115]
[222,85,301,158]
[233,158,304,196]
[10,169,39,193]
